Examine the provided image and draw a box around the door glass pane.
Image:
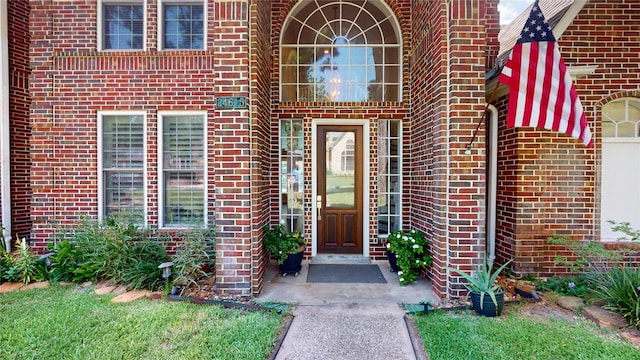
[325,131,355,207]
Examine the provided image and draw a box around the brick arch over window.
[279,0,403,102]
[595,90,640,108]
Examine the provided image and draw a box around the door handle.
[316,195,322,221]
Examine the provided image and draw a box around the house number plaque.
[215,96,247,109]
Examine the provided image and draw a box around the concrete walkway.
[257,260,440,360]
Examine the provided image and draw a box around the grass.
[0,285,284,360]
[413,308,638,360]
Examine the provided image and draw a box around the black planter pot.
[279,250,304,276]
[387,250,400,272]
[470,289,505,317]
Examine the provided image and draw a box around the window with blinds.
[101,113,146,222]
[160,112,206,228]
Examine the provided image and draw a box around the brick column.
[212,0,252,296]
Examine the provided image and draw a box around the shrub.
[536,274,594,298]
[67,217,152,283]
[263,225,305,265]
[171,228,216,290]
[117,239,169,291]
[47,240,83,282]
[591,266,640,328]
[1,239,48,284]
[386,229,432,285]
[51,216,169,290]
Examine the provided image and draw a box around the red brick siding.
[268,0,412,265]
[29,0,255,296]
[411,0,497,299]
[8,0,31,245]
[494,0,640,276]
[249,0,273,296]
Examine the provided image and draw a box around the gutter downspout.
[487,104,498,266]
[0,0,12,253]
[444,0,451,297]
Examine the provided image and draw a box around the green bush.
[50,216,169,290]
[117,240,169,291]
[65,217,152,283]
[0,239,48,284]
[171,228,216,290]
[592,266,640,328]
[47,240,83,282]
[386,229,432,285]
[536,274,594,298]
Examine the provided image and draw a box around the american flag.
[498,0,593,147]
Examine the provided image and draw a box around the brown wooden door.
[317,125,363,254]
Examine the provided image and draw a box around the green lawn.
[0,285,284,360]
[413,308,638,360]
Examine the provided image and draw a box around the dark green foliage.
[592,266,640,328]
[50,217,170,290]
[536,274,594,298]
[263,225,305,265]
[387,229,433,285]
[171,228,216,289]
[47,240,83,282]
[1,240,48,284]
[117,240,169,291]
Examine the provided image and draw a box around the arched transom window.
[280,0,402,102]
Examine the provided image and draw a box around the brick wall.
[29,0,255,296]
[8,0,31,244]
[249,0,273,296]
[410,0,497,299]
[494,0,640,277]
[268,0,411,266]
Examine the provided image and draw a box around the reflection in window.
[163,3,205,49]
[101,114,145,222]
[378,120,402,236]
[280,120,304,233]
[103,3,144,50]
[161,114,205,227]
[602,98,640,138]
[326,131,355,208]
[280,0,402,102]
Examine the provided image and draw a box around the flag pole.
[465,65,502,154]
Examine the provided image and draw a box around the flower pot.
[387,250,400,272]
[279,249,304,276]
[470,289,505,317]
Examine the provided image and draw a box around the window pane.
[164,4,204,50]
[103,4,144,50]
[102,114,144,221]
[163,115,205,227]
[378,120,401,235]
[280,0,401,102]
[280,120,304,233]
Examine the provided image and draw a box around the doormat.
[306,264,387,283]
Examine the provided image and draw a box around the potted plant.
[385,229,432,285]
[447,255,513,317]
[263,225,305,276]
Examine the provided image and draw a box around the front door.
[317,125,363,254]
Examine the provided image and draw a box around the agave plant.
[447,255,513,310]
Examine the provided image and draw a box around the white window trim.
[97,0,147,52]
[158,0,207,51]
[158,110,207,229]
[378,119,403,239]
[97,110,148,223]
